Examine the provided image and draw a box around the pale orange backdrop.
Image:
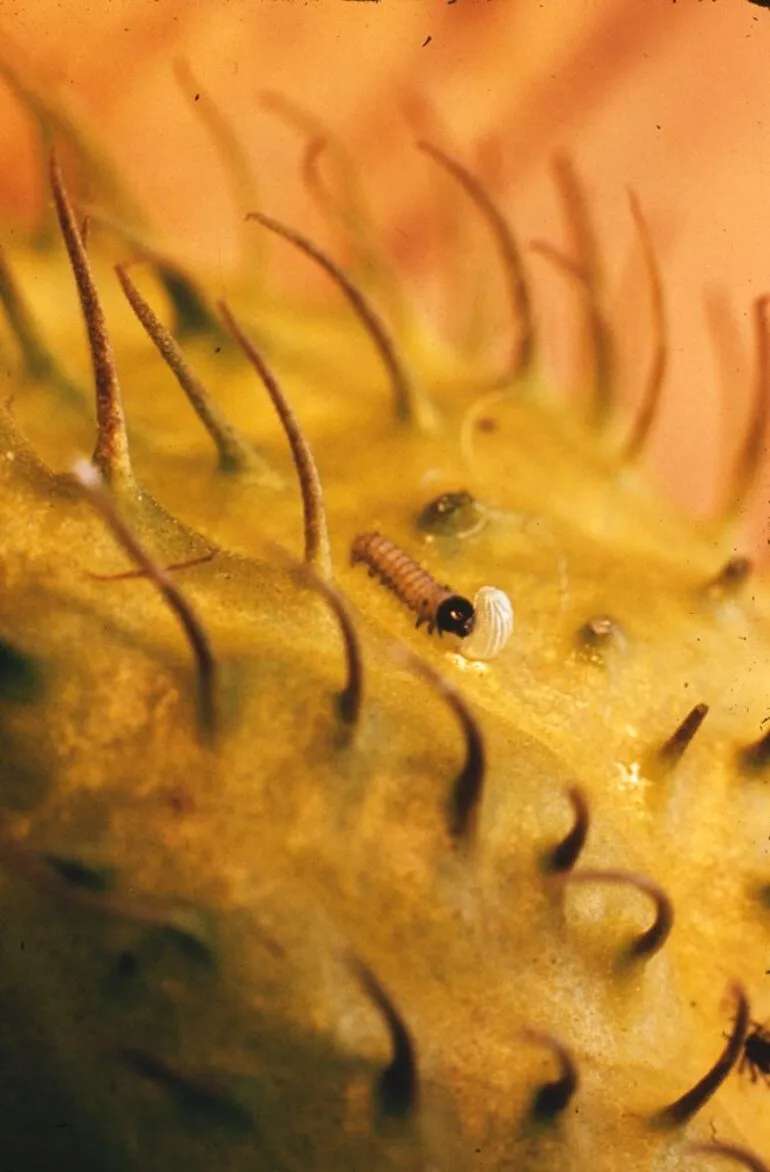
[1,0,769,549]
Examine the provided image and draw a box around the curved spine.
[350,956,417,1118]
[657,983,748,1124]
[245,211,431,427]
[722,295,770,519]
[546,787,590,873]
[116,264,269,477]
[564,869,673,958]
[530,239,613,425]
[394,646,485,843]
[51,151,134,490]
[520,1029,579,1116]
[417,139,535,381]
[657,703,709,768]
[219,301,331,580]
[72,460,216,737]
[0,245,81,400]
[687,1142,769,1172]
[622,189,668,460]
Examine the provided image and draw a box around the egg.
[460,586,514,661]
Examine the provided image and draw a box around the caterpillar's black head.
[436,595,476,638]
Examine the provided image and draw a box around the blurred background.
[1,0,769,549]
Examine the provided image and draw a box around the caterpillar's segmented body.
[351,532,476,637]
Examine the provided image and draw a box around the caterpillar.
[350,532,476,637]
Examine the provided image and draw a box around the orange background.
[1,0,769,549]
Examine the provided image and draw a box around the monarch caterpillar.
[350,532,476,637]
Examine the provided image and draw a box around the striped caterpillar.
[350,532,476,637]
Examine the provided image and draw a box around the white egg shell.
[460,587,514,661]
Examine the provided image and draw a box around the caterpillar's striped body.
[351,532,476,637]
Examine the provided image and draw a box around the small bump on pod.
[416,490,487,538]
[459,587,514,661]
